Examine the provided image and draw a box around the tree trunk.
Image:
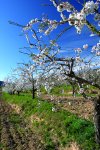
[17,91,20,96]
[0,87,2,96]
[32,83,35,99]
[72,85,75,97]
[12,90,15,95]
[94,96,100,146]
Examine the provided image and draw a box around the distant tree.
[15,61,39,99]
[4,73,26,96]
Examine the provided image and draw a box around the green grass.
[2,92,99,149]
[9,113,21,124]
[0,143,10,150]
[40,84,98,97]
[40,84,74,96]
[49,84,70,95]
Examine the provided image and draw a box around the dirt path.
[0,98,45,150]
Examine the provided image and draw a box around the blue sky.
[0,0,99,80]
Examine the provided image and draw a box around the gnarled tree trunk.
[94,95,100,146]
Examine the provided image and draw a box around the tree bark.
[72,85,75,97]
[94,96,100,146]
[32,82,35,99]
[0,87,2,96]
[17,91,20,96]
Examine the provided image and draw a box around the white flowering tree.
[4,76,16,94]
[15,61,41,99]
[4,74,26,95]
[9,0,100,146]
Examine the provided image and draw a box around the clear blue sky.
[0,0,99,80]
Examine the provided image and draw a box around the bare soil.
[41,94,94,120]
[0,98,45,150]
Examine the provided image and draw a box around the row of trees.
[5,0,100,146]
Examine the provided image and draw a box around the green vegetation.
[0,143,5,150]
[40,84,98,97]
[9,113,21,124]
[2,93,99,149]
[50,84,73,96]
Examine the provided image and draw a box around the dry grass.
[9,103,21,114]
[60,142,80,150]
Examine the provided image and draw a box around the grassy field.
[2,92,99,150]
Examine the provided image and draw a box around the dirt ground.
[42,94,94,120]
[0,98,45,150]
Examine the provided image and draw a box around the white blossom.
[82,1,99,15]
[57,2,75,12]
[83,44,88,49]
[91,41,100,56]
[52,106,56,112]
[79,88,84,94]
[90,33,96,37]
[68,12,86,34]
[94,13,100,21]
